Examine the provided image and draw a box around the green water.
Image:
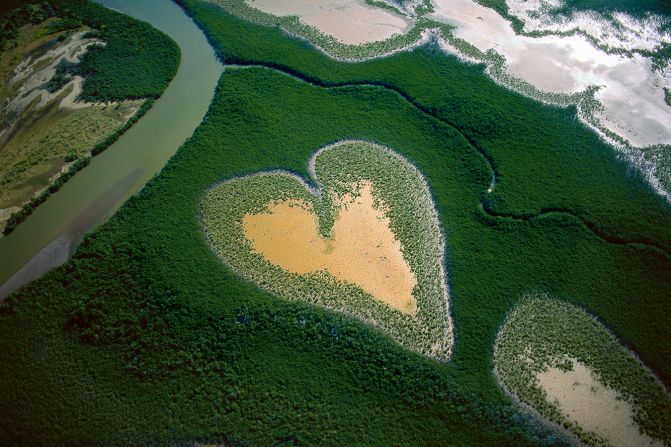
[0,0,223,296]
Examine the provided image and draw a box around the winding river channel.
[0,0,223,297]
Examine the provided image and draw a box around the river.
[0,0,223,298]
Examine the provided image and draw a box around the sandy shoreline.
[538,359,664,447]
[494,297,671,447]
[233,0,671,149]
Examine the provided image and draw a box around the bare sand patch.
[244,0,413,45]
[203,141,453,360]
[537,359,663,447]
[495,297,671,447]
[58,77,94,110]
[242,182,417,314]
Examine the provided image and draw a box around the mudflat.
[245,0,413,45]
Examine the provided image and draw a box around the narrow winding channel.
[0,0,223,297]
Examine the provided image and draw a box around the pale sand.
[245,0,413,45]
[5,31,104,116]
[57,76,141,117]
[537,359,664,447]
[430,0,671,148]
[58,77,94,110]
[242,182,418,314]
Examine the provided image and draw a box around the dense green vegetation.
[363,0,404,16]
[0,64,570,446]
[0,2,52,51]
[1,0,670,445]
[179,0,671,255]
[50,0,179,101]
[124,0,671,383]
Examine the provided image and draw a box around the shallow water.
[0,0,223,297]
[430,0,671,148]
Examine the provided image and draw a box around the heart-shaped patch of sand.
[202,141,452,360]
[242,181,417,315]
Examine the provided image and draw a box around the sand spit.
[243,182,418,314]
[245,0,413,45]
[537,359,664,447]
[429,0,671,148]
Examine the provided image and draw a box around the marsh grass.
[1,3,671,444]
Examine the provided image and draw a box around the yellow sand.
[537,359,663,447]
[242,182,417,314]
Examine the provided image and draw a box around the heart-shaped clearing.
[242,181,417,315]
[202,141,453,360]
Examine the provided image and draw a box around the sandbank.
[430,0,671,148]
